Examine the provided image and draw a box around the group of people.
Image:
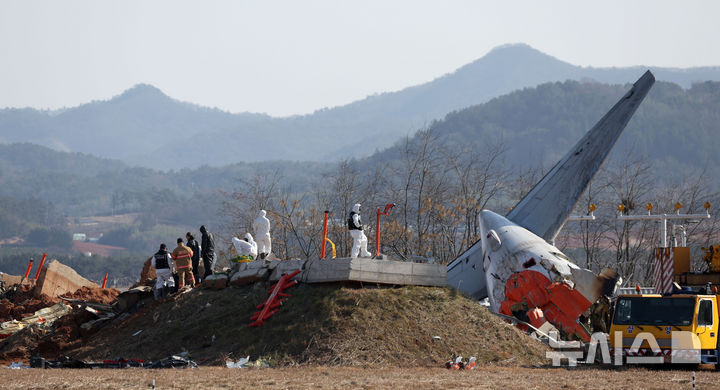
[230,210,272,262]
[149,205,372,299]
[150,225,216,299]
[228,204,372,263]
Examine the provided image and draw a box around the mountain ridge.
[2,44,720,169]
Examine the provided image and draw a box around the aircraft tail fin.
[506,71,655,242]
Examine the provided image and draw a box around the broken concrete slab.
[33,260,98,298]
[202,274,228,290]
[229,261,271,287]
[268,259,306,281]
[0,272,33,287]
[115,286,153,313]
[226,257,447,287]
[303,258,446,286]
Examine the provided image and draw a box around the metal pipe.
[375,203,395,257]
[375,208,381,257]
[24,259,33,279]
[34,253,47,280]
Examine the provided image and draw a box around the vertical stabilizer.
[506,71,655,242]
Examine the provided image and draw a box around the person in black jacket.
[200,225,215,278]
[186,232,201,283]
[150,243,174,300]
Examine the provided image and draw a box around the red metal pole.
[321,211,329,259]
[101,273,108,288]
[375,204,396,257]
[24,259,34,279]
[376,208,381,256]
[34,253,47,280]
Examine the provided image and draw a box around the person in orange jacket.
[171,238,195,289]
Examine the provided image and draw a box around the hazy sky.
[1,0,719,116]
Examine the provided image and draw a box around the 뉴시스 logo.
[545,330,701,366]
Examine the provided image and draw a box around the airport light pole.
[616,202,711,248]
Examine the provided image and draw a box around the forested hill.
[371,80,720,182]
[1,79,718,221]
[0,142,329,219]
[2,44,720,169]
[0,143,126,177]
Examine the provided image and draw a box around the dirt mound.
[0,303,104,362]
[59,286,121,305]
[0,285,117,362]
[0,285,60,322]
[34,307,98,356]
[0,325,44,364]
[65,285,548,367]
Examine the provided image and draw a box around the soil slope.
[66,284,547,367]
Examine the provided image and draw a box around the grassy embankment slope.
[68,284,547,367]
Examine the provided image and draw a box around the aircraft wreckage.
[447,71,656,341]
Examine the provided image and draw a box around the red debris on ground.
[0,285,60,322]
[60,286,121,305]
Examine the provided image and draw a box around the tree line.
[221,128,720,287]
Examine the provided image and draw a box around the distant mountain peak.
[487,42,535,53]
[482,43,560,62]
[116,84,168,101]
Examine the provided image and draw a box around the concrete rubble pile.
[0,303,72,339]
[1,260,108,338]
[0,260,126,362]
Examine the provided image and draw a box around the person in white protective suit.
[150,243,175,300]
[348,203,371,258]
[253,210,272,259]
[232,233,258,260]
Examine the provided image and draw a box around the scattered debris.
[0,303,71,339]
[0,284,60,323]
[147,355,197,369]
[445,356,477,370]
[114,286,153,313]
[225,356,270,368]
[4,361,29,369]
[100,358,146,368]
[27,354,197,369]
[225,356,250,368]
[249,270,300,327]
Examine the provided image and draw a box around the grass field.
[1,366,719,389]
